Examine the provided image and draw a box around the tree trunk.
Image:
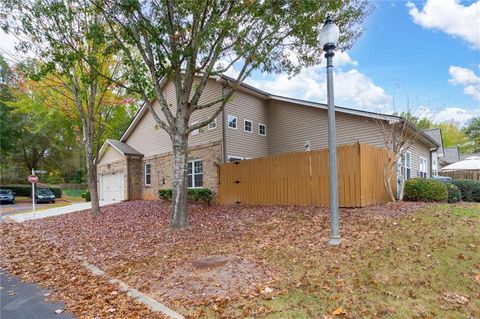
[85,138,100,214]
[171,134,189,229]
[384,158,396,202]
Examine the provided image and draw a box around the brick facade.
[139,141,222,200]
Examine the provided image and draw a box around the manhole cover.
[192,256,230,270]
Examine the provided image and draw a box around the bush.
[403,178,448,202]
[0,185,62,197]
[81,191,91,202]
[446,183,461,203]
[451,180,480,202]
[159,188,215,204]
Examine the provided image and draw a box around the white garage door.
[99,172,124,201]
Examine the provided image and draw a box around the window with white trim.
[208,119,217,130]
[404,152,411,180]
[258,123,266,136]
[187,160,203,188]
[244,120,252,133]
[228,115,237,129]
[144,163,151,186]
[191,121,199,135]
[419,157,428,178]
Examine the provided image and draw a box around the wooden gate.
[218,143,395,208]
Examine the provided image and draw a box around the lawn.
[62,189,86,202]
[1,201,479,319]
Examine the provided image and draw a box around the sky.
[1,0,479,125]
[246,0,480,125]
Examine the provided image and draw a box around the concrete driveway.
[4,201,120,222]
[0,200,68,218]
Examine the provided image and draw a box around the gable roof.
[441,146,460,164]
[424,128,444,156]
[96,139,143,163]
[119,76,439,149]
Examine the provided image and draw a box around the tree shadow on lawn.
[4,200,479,318]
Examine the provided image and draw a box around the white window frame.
[258,123,267,136]
[187,159,203,188]
[244,119,253,133]
[208,119,217,130]
[404,151,411,180]
[227,115,237,129]
[419,156,428,178]
[144,163,152,186]
[191,121,199,135]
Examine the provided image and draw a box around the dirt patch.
[154,255,273,305]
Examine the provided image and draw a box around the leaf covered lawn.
[1,201,479,318]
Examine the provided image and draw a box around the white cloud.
[246,53,391,112]
[0,30,18,56]
[406,0,480,49]
[449,65,480,101]
[434,107,480,124]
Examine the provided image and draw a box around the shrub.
[159,188,215,204]
[403,178,448,202]
[159,189,173,201]
[81,191,91,202]
[451,180,480,202]
[0,185,62,197]
[446,183,461,203]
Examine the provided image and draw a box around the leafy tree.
[1,0,130,213]
[392,112,433,130]
[463,116,480,153]
[437,121,467,149]
[96,0,370,228]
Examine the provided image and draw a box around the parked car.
[35,189,56,204]
[430,175,452,183]
[0,189,15,204]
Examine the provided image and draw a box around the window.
[144,163,151,186]
[419,157,428,178]
[404,152,411,180]
[208,119,217,130]
[258,123,266,136]
[191,121,199,135]
[228,115,237,129]
[244,120,252,133]
[187,160,203,188]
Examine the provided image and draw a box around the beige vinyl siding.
[267,100,386,155]
[98,145,123,165]
[225,90,269,159]
[407,140,431,178]
[125,79,223,158]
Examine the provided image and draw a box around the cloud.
[449,65,480,101]
[434,107,480,125]
[245,52,391,112]
[406,0,480,49]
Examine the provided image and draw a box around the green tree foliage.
[95,0,371,228]
[463,116,480,152]
[437,120,467,149]
[393,112,433,130]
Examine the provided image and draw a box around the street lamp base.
[328,236,341,246]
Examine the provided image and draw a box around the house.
[96,77,439,202]
[424,128,444,176]
[440,146,461,168]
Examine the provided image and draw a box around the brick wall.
[140,141,222,200]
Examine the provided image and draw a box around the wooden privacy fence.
[440,171,480,181]
[218,143,396,208]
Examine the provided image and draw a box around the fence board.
[218,143,396,208]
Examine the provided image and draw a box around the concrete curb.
[80,260,184,319]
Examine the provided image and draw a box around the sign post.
[28,169,39,215]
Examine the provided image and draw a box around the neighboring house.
[439,146,461,169]
[96,76,439,201]
[424,128,445,176]
[460,151,480,160]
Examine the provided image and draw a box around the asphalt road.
[0,270,74,319]
[0,200,66,219]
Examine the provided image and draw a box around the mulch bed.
[1,200,429,317]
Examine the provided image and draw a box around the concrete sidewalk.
[0,270,74,319]
[6,201,119,222]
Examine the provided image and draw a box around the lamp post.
[319,16,341,246]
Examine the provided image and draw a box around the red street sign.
[28,175,39,183]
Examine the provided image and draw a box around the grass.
[186,203,480,318]
[62,189,86,202]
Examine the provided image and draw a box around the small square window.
[258,123,266,136]
[244,120,252,133]
[228,115,237,129]
[208,119,217,130]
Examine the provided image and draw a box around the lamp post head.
[319,15,340,53]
